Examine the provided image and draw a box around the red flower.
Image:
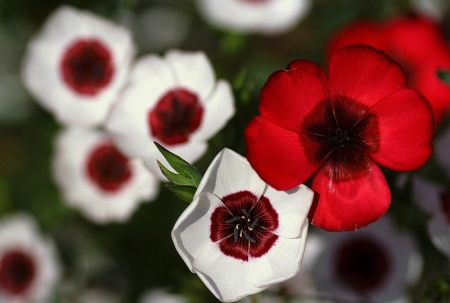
[328,15,450,125]
[244,45,434,231]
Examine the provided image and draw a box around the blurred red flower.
[245,45,434,231]
[328,15,450,125]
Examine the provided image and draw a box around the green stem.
[251,294,259,303]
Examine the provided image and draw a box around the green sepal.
[155,142,202,187]
[164,184,197,203]
[437,69,450,85]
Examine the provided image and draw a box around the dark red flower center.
[0,250,36,295]
[86,141,132,192]
[210,191,279,261]
[440,191,450,223]
[148,88,203,145]
[302,96,379,181]
[334,237,391,293]
[60,39,114,96]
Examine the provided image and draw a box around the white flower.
[139,289,187,303]
[22,5,135,127]
[311,217,422,303]
[0,213,60,303]
[411,0,449,20]
[52,127,158,223]
[105,50,235,179]
[171,148,314,302]
[196,0,311,35]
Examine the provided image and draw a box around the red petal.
[259,60,328,133]
[244,116,322,190]
[309,162,391,231]
[368,89,434,171]
[327,20,387,61]
[328,45,406,108]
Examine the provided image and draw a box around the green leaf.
[164,184,197,203]
[437,69,450,85]
[157,160,196,186]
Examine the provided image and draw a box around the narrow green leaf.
[437,69,450,85]
[164,184,197,203]
[179,163,202,187]
[233,67,248,91]
[155,142,191,177]
[157,160,196,186]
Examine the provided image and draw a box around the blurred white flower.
[52,127,158,224]
[105,50,235,179]
[0,213,60,303]
[172,148,314,302]
[196,0,311,35]
[22,5,135,127]
[311,217,422,303]
[139,289,187,303]
[411,0,449,20]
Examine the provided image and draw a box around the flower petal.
[190,80,235,142]
[412,176,444,214]
[262,185,313,238]
[165,50,215,101]
[258,60,328,133]
[328,45,406,108]
[193,241,266,302]
[249,220,308,288]
[196,148,267,201]
[245,116,322,190]
[428,212,450,258]
[171,192,225,272]
[310,162,391,231]
[367,89,434,171]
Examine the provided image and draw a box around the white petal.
[197,0,311,35]
[21,5,135,127]
[193,242,267,302]
[428,212,450,258]
[412,176,444,214]
[262,184,313,238]
[190,80,235,142]
[172,192,225,272]
[165,50,215,100]
[105,54,175,160]
[250,220,308,288]
[195,148,267,200]
[52,127,158,224]
[139,289,188,303]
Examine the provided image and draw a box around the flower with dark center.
[0,214,60,303]
[328,15,450,124]
[60,39,113,96]
[148,88,203,145]
[52,128,158,224]
[0,251,35,295]
[197,0,311,35]
[172,149,313,302]
[312,216,422,303]
[106,50,234,180]
[245,45,434,231]
[22,5,135,127]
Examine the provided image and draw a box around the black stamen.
[249,219,258,230]
[234,226,239,243]
[225,216,241,224]
[243,231,256,243]
[243,209,251,218]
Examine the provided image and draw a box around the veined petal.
[165,50,215,101]
[249,220,308,288]
[310,162,391,231]
[328,45,406,108]
[262,185,313,238]
[193,241,267,302]
[171,192,225,272]
[368,89,434,171]
[190,80,235,142]
[245,116,322,190]
[196,149,267,201]
[259,60,328,133]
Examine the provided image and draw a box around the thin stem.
[251,293,259,303]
